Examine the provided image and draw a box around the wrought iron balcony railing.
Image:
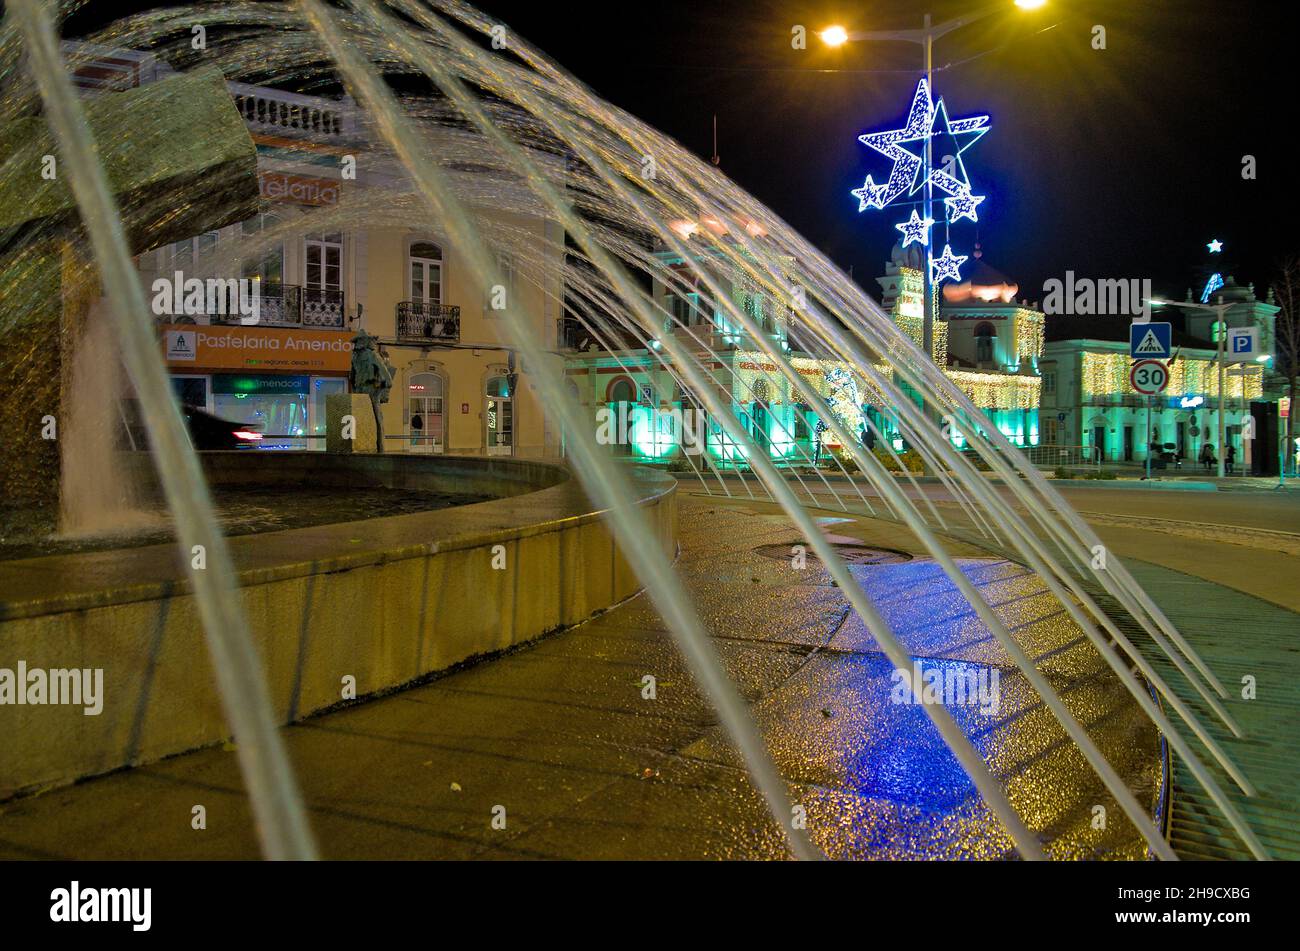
[201,283,345,330]
[302,287,346,327]
[397,301,461,342]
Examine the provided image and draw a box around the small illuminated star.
[931,244,968,284]
[944,187,985,223]
[1208,239,1223,253]
[894,210,935,248]
[851,175,888,211]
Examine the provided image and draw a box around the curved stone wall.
[0,454,677,799]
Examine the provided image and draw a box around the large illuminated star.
[855,79,934,210]
[855,78,991,211]
[1208,239,1223,253]
[900,98,989,198]
[944,186,985,223]
[894,210,935,247]
[931,244,968,284]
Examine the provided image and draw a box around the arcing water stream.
[0,0,1266,859]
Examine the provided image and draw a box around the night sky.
[65,0,1292,302]
[472,0,1289,304]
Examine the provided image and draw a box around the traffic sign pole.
[1145,396,1152,480]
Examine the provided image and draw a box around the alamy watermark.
[1042,272,1152,319]
[50,882,150,931]
[151,271,262,324]
[596,404,706,454]
[890,660,1000,715]
[0,661,103,715]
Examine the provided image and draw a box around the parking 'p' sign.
[1129,359,1169,395]
[1226,326,1261,364]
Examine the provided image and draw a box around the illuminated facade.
[1040,277,1280,466]
[564,240,1044,466]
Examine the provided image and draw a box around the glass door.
[485,375,513,456]
[408,372,445,453]
[311,377,347,451]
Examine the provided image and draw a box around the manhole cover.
[753,541,912,566]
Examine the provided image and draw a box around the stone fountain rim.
[0,453,674,621]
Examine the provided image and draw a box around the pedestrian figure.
[1226,442,1236,475]
[813,419,827,466]
[1199,442,1215,472]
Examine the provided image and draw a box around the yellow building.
[88,42,566,458]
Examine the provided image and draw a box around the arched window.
[975,322,996,363]
[607,378,637,403]
[408,371,445,452]
[409,240,443,305]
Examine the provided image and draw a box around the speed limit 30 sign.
[1130,359,1170,395]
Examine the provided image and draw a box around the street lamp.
[822,2,1046,360]
[820,25,849,47]
[1152,296,1229,478]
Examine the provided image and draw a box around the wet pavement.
[0,495,1161,860]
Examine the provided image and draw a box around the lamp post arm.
[849,3,1005,45]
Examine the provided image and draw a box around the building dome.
[942,244,1019,305]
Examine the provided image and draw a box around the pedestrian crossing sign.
[1130,322,1171,359]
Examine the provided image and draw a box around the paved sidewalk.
[1100,559,1300,860]
[0,496,1162,861]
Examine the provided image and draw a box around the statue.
[349,329,395,453]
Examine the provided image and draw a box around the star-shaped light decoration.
[894,210,935,248]
[853,79,933,210]
[853,78,990,212]
[851,175,888,212]
[944,186,985,224]
[1208,239,1223,254]
[902,98,989,198]
[931,244,968,284]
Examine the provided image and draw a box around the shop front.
[162,323,353,449]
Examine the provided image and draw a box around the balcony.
[302,287,346,327]
[203,283,345,330]
[228,82,354,138]
[558,318,596,351]
[397,301,461,343]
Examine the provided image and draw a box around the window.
[794,404,810,441]
[1042,371,1057,396]
[240,214,283,284]
[305,232,343,291]
[608,378,636,403]
[975,323,996,364]
[485,252,514,315]
[171,231,219,272]
[669,293,697,326]
[409,241,442,305]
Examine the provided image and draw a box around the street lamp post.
[1216,297,1227,478]
[823,2,1046,362]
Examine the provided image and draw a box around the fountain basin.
[0,454,676,800]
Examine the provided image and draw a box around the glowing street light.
[820,25,849,47]
[1015,0,1048,10]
